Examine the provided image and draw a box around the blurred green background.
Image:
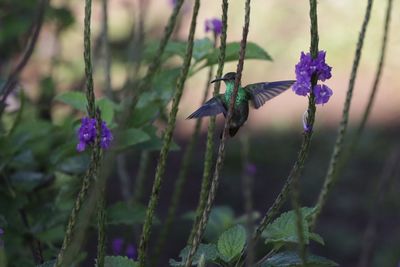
[1,0,399,266]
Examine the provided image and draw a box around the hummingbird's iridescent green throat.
[188,72,295,137]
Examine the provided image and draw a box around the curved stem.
[153,57,216,266]
[187,0,229,246]
[250,0,319,251]
[0,0,48,117]
[137,0,201,265]
[55,0,103,265]
[184,0,252,265]
[310,0,374,228]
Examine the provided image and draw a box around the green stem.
[187,0,229,245]
[55,0,103,265]
[184,0,251,265]
[96,184,106,267]
[137,0,201,265]
[153,56,216,266]
[310,0,374,228]
[0,0,48,117]
[124,0,186,121]
[250,0,319,251]
[101,0,112,99]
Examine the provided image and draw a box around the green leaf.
[144,40,187,62]
[9,171,50,192]
[96,256,138,267]
[193,38,214,61]
[130,105,159,128]
[97,98,118,125]
[170,244,218,266]
[54,91,87,111]
[36,260,56,267]
[57,154,90,175]
[107,202,149,225]
[205,42,272,67]
[217,225,246,263]
[116,128,150,150]
[135,125,180,151]
[260,251,338,267]
[262,207,316,247]
[309,233,325,245]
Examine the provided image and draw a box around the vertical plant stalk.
[101,0,112,99]
[184,0,251,265]
[123,0,186,121]
[0,0,48,117]
[250,0,319,250]
[310,0,374,228]
[137,0,201,265]
[240,135,255,267]
[56,0,103,266]
[187,0,229,245]
[132,150,150,203]
[96,181,106,267]
[356,0,391,138]
[153,54,216,265]
[357,148,399,267]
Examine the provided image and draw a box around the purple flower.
[292,80,311,96]
[314,51,332,81]
[293,50,333,104]
[245,163,257,176]
[126,244,138,260]
[76,117,113,152]
[205,18,222,35]
[313,84,333,105]
[112,238,124,255]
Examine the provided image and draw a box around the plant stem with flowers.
[310,0,374,228]
[137,0,201,265]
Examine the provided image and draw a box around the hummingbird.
[187,72,295,137]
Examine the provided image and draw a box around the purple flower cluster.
[76,117,113,152]
[112,238,138,260]
[293,51,333,105]
[205,18,222,36]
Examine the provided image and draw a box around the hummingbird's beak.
[210,77,225,83]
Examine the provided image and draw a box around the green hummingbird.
[187,72,295,137]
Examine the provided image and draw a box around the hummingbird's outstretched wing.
[186,95,227,119]
[245,80,295,109]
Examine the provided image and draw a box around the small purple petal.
[0,228,4,235]
[205,18,222,35]
[76,142,86,152]
[126,244,138,260]
[112,238,124,255]
[76,117,112,152]
[313,84,333,105]
[292,81,311,96]
[245,163,257,176]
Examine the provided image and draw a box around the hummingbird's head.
[211,72,236,84]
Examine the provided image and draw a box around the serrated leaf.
[97,256,138,267]
[55,91,87,111]
[57,154,90,175]
[262,207,315,246]
[116,128,150,150]
[205,42,272,67]
[261,251,338,267]
[107,202,149,225]
[170,244,218,266]
[217,225,246,263]
[309,233,325,245]
[130,105,159,127]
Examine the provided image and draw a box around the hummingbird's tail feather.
[229,127,240,137]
